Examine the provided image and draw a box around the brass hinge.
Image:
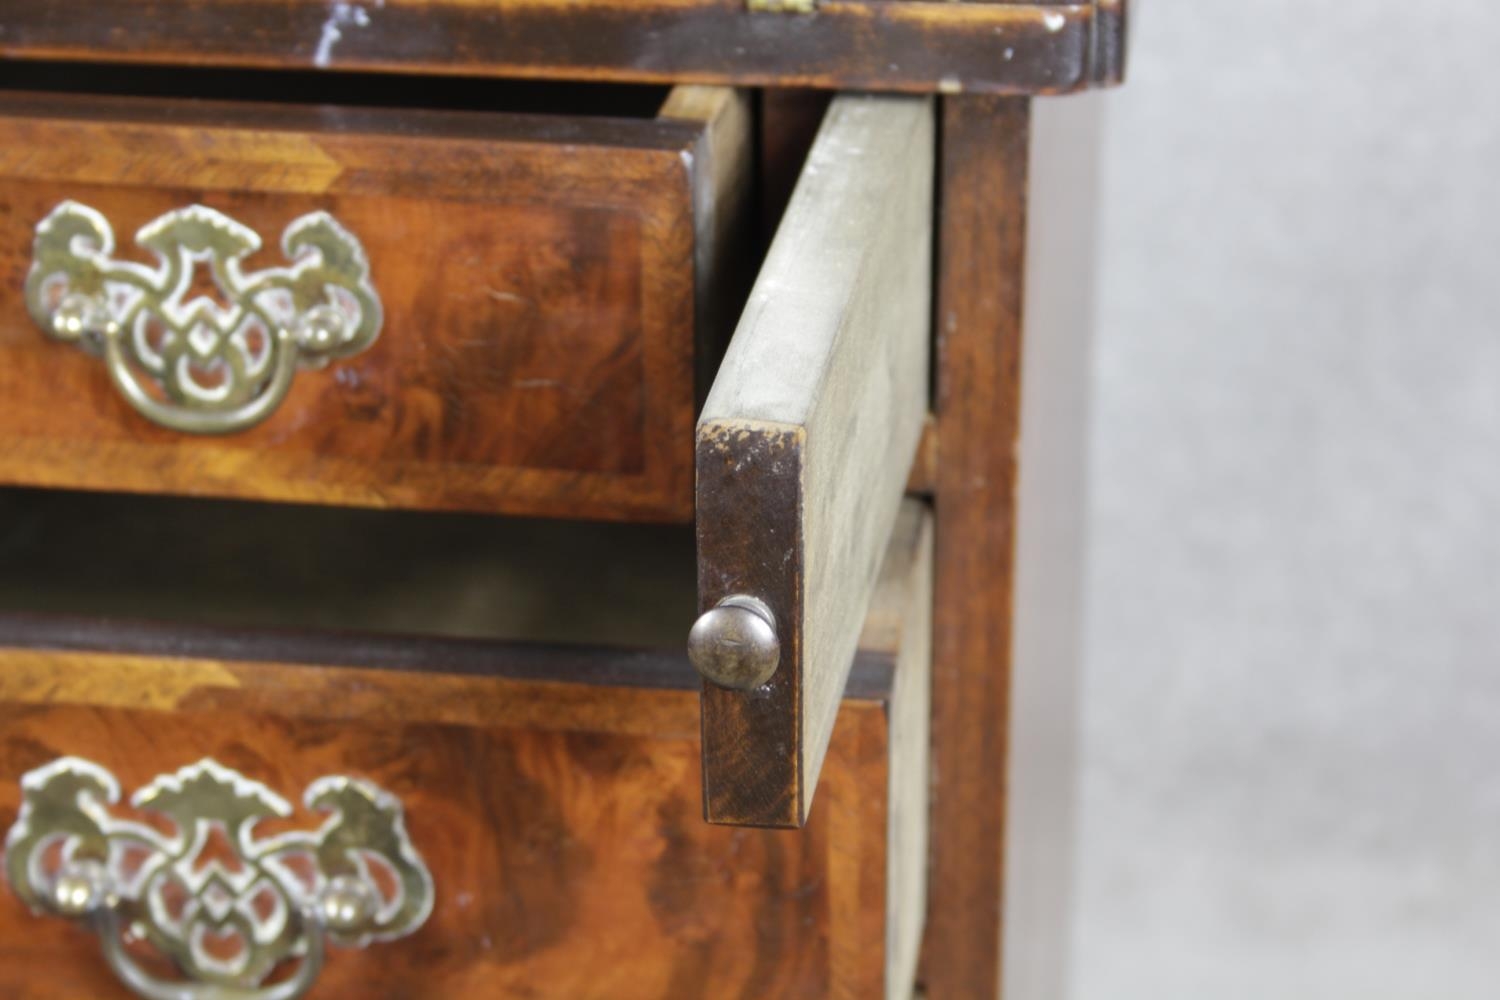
[747,0,818,12]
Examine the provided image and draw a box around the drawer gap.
[0,486,697,650]
[0,60,673,119]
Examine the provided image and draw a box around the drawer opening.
[0,486,696,652]
[0,485,898,699]
[0,60,673,120]
[0,508,930,1000]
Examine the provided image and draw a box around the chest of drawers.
[0,3,1128,997]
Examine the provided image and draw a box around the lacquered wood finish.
[0,90,747,522]
[921,93,1030,1000]
[0,500,933,999]
[0,655,886,998]
[696,95,932,828]
[0,0,1129,97]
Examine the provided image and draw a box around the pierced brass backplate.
[4,757,432,1000]
[25,202,382,434]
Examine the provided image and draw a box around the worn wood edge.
[0,645,698,737]
[0,443,696,524]
[0,89,708,152]
[659,86,757,408]
[697,419,806,828]
[657,84,732,126]
[793,95,933,823]
[1090,0,1130,87]
[0,1,1127,96]
[0,612,696,690]
[697,95,932,828]
[699,94,932,428]
[919,94,1031,1000]
[860,504,923,660]
[0,626,896,739]
[906,415,940,497]
[882,501,934,1000]
[827,702,895,999]
[0,611,896,701]
[0,645,894,726]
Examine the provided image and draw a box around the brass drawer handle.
[25,202,382,434]
[4,757,432,1000]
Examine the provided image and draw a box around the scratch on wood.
[485,287,531,306]
[314,2,372,67]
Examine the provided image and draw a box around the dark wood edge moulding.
[0,0,1128,96]
[0,611,898,700]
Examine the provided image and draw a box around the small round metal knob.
[295,304,347,352]
[50,860,108,918]
[687,595,780,690]
[50,293,106,341]
[318,875,376,934]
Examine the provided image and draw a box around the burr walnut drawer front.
[0,499,931,1000]
[0,86,749,522]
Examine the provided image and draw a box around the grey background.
[1069,2,1500,998]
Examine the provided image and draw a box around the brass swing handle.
[25,201,382,435]
[4,757,432,1000]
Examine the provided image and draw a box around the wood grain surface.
[0,599,918,995]
[0,0,1130,97]
[0,662,887,998]
[0,506,931,998]
[921,92,1031,1000]
[0,89,748,522]
[696,94,932,828]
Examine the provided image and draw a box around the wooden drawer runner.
[0,86,750,522]
[0,505,931,1000]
